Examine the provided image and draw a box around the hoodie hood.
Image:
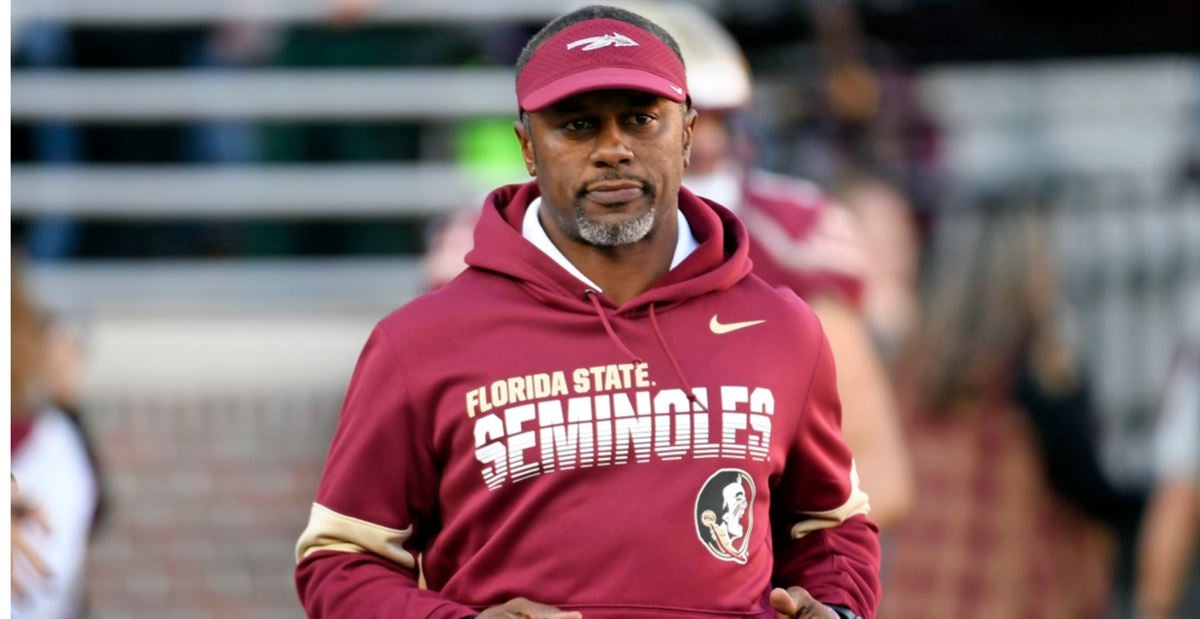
[464,180,753,315]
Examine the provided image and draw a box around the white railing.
[10,164,497,216]
[28,258,427,314]
[917,57,1198,180]
[11,69,516,120]
[11,0,568,26]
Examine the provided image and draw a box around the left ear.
[682,106,699,169]
[514,116,538,177]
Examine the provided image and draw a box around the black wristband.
[827,604,860,619]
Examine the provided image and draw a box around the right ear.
[514,118,537,177]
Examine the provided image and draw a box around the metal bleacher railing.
[11,0,569,25]
[9,0,565,219]
[9,0,675,218]
[11,0,578,318]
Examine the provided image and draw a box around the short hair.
[515,5,686,80]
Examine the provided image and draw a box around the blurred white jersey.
[11,408,99,619]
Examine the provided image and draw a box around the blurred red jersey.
[734,169,866,306]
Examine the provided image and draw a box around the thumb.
[528,606,581,619]
[770,587,799,616]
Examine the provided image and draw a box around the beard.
[572,180,658,247]
[574,204,657,246]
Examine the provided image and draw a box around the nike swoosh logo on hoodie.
[709,315,766,334]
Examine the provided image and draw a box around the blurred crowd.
[10,0,1200,618]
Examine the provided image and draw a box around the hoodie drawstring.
[583,290,709,414]
[584,289,643,364]
[648,303,709,413]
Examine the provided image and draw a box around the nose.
[589,118,633,168]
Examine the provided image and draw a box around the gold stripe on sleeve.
[295,502,416,568]
[790,460,872,539]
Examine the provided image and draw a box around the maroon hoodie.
[295,182,881,618]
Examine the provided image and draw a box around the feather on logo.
[566,33,639,51]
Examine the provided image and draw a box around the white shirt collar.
[521,197,700,292]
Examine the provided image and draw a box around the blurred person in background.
[755,0,941,210]
[423,0,913,531]
[10,266,103,618]
[179,17,279,256]
[636,0,913,531]
[882,201,1140,618]
[297,5,881,618]
[1135,327,1200,619]
[185,20,276,164]
[833,174,922,365]
[806,0,882,178]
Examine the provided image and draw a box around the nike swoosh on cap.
[709,315,766,335]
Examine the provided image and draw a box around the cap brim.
[520,67,687,112]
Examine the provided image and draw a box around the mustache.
[577,174,656,198]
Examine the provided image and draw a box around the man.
[296,6,880,618]
[424,1,912,531]
[631,0,912,530]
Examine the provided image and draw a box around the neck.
[539,207,679,305]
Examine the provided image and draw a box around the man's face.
[515,89,697,248]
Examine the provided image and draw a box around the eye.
[564,118,595,132]
[627,113,655,126]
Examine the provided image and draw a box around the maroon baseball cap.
[516,18,688,112]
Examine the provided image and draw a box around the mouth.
[583,180,645,206]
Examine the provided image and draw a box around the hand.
[11,477,52,600]
[769,587,838,619]
[476,597,582,619]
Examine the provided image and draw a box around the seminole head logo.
[694,469,754,564]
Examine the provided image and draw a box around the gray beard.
[575,205,657,247]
